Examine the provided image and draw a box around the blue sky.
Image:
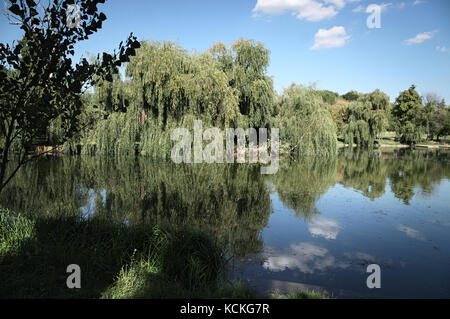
[1,0,450,102]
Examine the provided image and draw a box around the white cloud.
[310,26,351,50]
[324,0,346,9]
[436,46,449,53]
[263,242,349,273]
[308,216,340,239]
[404,31,437,45]
[380,2,406,11]
[252,0,341,22]
[353,2,392,13]
[413,0,424,6]
[379,2,392,12]
[352,5,364,12]
[397,224,426,241]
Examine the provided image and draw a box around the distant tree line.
[337,85,450,146]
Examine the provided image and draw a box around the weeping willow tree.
[126,41,239,129]
[273,84,337,156]
[342,89,390,147]
[65,39,344,158]
[208,39,275,130]
[62,73,141,156]
[68,40,242,157]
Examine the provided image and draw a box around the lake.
[1,148,449,298]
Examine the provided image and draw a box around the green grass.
[273,291,327,299]
[102,265,257,299]
[416,139,450,146]
[0,208,228,298]
[0,207,329,299]
[378,132,450,146]
[0,210,36,256]
[379,131,397,139]
[377,138,404,146]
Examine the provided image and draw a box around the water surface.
[1,149,449,298]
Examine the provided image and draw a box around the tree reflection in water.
[1,149,449,258]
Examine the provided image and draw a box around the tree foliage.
[423,94,449,141]
[0,0,140,192]
[327,99,348,134]
[316,90,339,105]
[127,41,240,129]
[342,89,390,147]
[210,39,275,129]
[68,39,279,157]
[273,84,337,156]
[391,85,426,145]
[341,90,360,101]
[69,40,243,157]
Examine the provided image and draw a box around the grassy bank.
[0,207,227,298]
[0,208,325,299]
[273,291,327,299]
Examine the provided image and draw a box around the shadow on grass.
[0,208,325,299]
[0,208,233,299]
